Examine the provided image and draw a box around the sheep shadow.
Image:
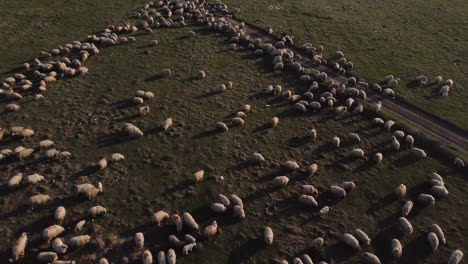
[287,136,310,148]
[111,99,135,110]
[406,80,420,89]
[144,74,164,82]
[253,123,271,133]
[393,153,422,168]
[194,91,220,99]
[324,241,357,263]
[227,237,264,264]
[366,192,398,215]
[399,233,432,262]
[162,179,192,196]
[191,129,223,139]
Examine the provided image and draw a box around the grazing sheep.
[343,233,361,250]
[213,84,227,93]
[97,158,108,170]
[55,206,66,223]
[6,103,20,112]
[332,136,340,148]
[301,254,313,264]
[264,227,274,245]
[416,76,428,87]
[373,118,385,126]
[402,201,413,217]
[162,69,172,77]
[392,239,402,258]
[307,163,318,178]
[152,211,169,226]
[170,214,183,232]
[431,185,449,197]
[76,183,100,199]
[427,232,439,252]
[216,122,229,132]
[157,251,166,264]
[135,232,144,248]
[167,249,176,264]
[284,160,300,170]
[168,235,183,248]
[183,212,199,230]
[273,176,289,187]
[162,118,173,131]
[99,258,109,264]
[249,153,265,164]
[330,186,347,198]
[348,133,361,143]
[8,173,23,188]
[430,224,446,244]
[211,203,227,213]
[362,252,381,264]
[439,85,450,96]
[293,258,303,264]
[35,94,45,101]
[335,106,347,116]
[182,243,197,256]
[204,220,218,237]
[384,120,395,131]
[89,205,107,217]
[319,206,331,215]
[448,249,464,264]
[310,128,317,141]
[299,195,318,207]
[393,130,405,139]
[406,135,415,147]
[354,229,371,245]
[39,140,54,148]
[233,205,246,219]
[198,70,206,79]
[43,225,65,242]
[270,116,280,127]
[12,232,27,261]
[454,158,465,167]
[219,194,230,207]
[236,112,247,118]
[229,194,244,208]
[52,238,68,254]
[302,185,318,196]
[124,123,144,137]
[232,117,245,126]
[399,217,413,235]
[312,237,324,248]
[395,184,407,198]
[350,148,365,158]
[68,235,91,247]
[45,148,59,159]
[185,234,196,244]
[411,148,427,159]
[418,193,436,205]
[142,250,153,264]
[374,153,383,164]
[193,170,204,183]
[294,103,307,112]
[132,97,144,105]
[37,252,58,263]
[432,76,443,84]
[139,106,150,116]
[75,220,85,232]
[29,194,50,206]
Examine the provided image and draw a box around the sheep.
[135,232,144,248]
[406,135,415,147]
[185,234,196,244]
[301,254,314,264]
[273,176,289,187]
[182,243,197,256]
[392,239,402,258]
[149,39,159,46]
[350,148,365,158]
[236,112,247,118]
[55,206,66,223]
[416,76,428,87]
[392,137,401,150]
[76,183,100,199]
[99,258,109,264]
[332,136,340,148]
[229,194,244,208]
[216,122,229,132]
[167,248,176,264]
[373,153,383,164]
[362,252,381,264]
[204,220,218,237]
[29,194,50,206]
[307,163,318,178]
[427,232,439,252]
[342,233,361,250]
[242,104,251,113]
[335,106,347,116]
[8,173,23,188]
[124,123,144,137]
[383,88,394,96]
[269,116,280,127]
[74,220,85,232]
[39,140,54,148]
[68,235,91,247]
[52,238,68,254]
[168,234,184,248]
[139,106,150,116]
[183,212,199,230]
[152,210,169,226]
[341,181,356,193]
[384,120,395,131]
[302,185,318,196]
[401,201,413,217]
[330,185,346,198]
[311,237,324,248]
[37,252,58,263]
[294,103,307,112]
[162,69,172,77]
[170,214,183,231]
[439,85,450,96]
[227,203,244,219]
[133,97,144,105]
[231,117,245,126]
[45,148,59,159]
[448,249,463,264]
[198,70,206,79]
[157,251,166,264]
[213,84,227,93]
[43,225,65,242]
[142,250,153,264]
[454,158,465,167]
[249,152,265,164]
[193,170,204,183]
[319,206,331,215]
[395,184,407,198]
[418,193,436,205]
[12,232,27,261]
[393,130,405,139]
[6,103,20,112]
[348,133,361,143]
[430,224,446,244]
[293,258,303,264]
[89,205,107,217]
[399,217,413,235]
[264,227,274,245]
[431,185,449,197]
[299,195,318,207]
[219,194,230,207]
[284,160,300,170]
[444,79,454,87]
[354,229,371,245]
[411,148,427,159]
[373,117,385,126]
[162,118,173,131]
[211,203,227,213]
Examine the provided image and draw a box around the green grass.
[224,0,468,130]
[0,1,467,263]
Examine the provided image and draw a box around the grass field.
[224,0,468,130]
[0,1,467,263]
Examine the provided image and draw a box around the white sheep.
[311,237,324,248]
[6,103,20,112]
[55,206,66,223]
[448,249,464,264]
[233,205,246,219]
[432,76,443,84]
[350,148,365,158]
[249,152,265,164]
[89,205,107,217]
[395,184,407,198]
[342,233,361,250]
[135,232,144,248]
[232,117,245,126]
[384,120,395,131]
[76,183,100,199]
[152,210,169,226]
[411,148,427,159]
[392,239,402,258]
[211,203,227,213]
[219,194,230,207]
[362,252,381,264]
[330,185,346,198]
[348,133,361,143]
[284,160,300,170]
[301,254,313,264]
[332,136,340,148]
[142,250,153,264]
[51,238,68,254]
[37,252,58,263]
[427,232,439,252]
[418,193,436,205]
[373,117,385,126]
[75,220,86,232]
[68,235,91,247]
[213,84,227,93]
[12,232,27,261]
[182,243,197,256]
[166,248,176,264]
[43,225,65,242]
[307,163,318,178]
[157,251,166,264]
[430,224,446,244]
[374,153,383,164]
[216,122,229,132]
[162,118,173,131]
[454,158,465,167]
[406,135,415,147]
[29,194,50,206]
[162,69,172,77]
[431,185,449,197]
[198,70,206,79]
[229,194,244,208]
[341,181,356,192]
[392,137,401,150]
[204,220,218,237]
[399,217,413,235]
[26,173,45,185]
[183,212,199,230]
[8,173,23,188]
[401,201,413,217]
[302,185,318,196]
[99,258,109,264]
[354,229,371,245]
[273,176,289,187]
[299,195,318,207]
[170,214,183,232]
[139,106,150,116]
[416,76,428,87]
[264,227,274,245]
[124,123,144,137]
